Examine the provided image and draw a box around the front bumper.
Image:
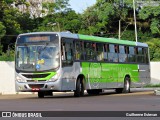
[15,80,62,92]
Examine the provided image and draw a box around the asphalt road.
[0,90,159,112]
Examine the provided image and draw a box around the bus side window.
[91,43,97,60]
[61,42,66,60]
[108,44,118,62]
[65,42,72,61]
[75,41,81,60]
[96,43,104,61]
[103,44,108,61]
[61,38,73,66]
[128,46,136,63]
[119,45,127,62]
[108,44,114,62]
[115,45,119,53]
[125,46,129,62]
[144,48,149,64]
[137,47,144,63]
[84,42,92,61]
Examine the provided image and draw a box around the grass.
[144,84,160,88]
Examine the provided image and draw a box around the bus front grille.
[22,74,50,78]
[27,80,47,82]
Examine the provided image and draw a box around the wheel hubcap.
[126,80,129,90]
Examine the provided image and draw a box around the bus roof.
[18,32,148,47]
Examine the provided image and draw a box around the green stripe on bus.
[32,72,56,81]
[78,34,136,46]
[81,62,139,83]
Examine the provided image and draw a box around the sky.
[69,0,97,13]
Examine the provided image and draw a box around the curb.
[154,90,160,95]
[0,88,160,96]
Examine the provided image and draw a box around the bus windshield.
[16,45,59,72]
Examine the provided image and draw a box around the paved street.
[0,90,159,112]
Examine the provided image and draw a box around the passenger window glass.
[75,41,82,60]
[129,47,134,55]
[119,45,127,62]
[119,45,125,54]
[97,43,104,61]
[109,44,115,53]
[61,38,73,66]
[128,46,136,62]
[108,44,118,62]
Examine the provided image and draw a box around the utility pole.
[118,0,124,40]
[133,0,138,42]
[119,20,121,40]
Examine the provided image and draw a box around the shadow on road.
[18,90,154,99]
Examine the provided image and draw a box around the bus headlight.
[49,73,60,82]
[16,76,26,82]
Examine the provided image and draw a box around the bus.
[15,32,150,98]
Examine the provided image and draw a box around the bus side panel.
[82,62,141,90]
[104,64,139,89]
[101,63,118,88]
[61,62,81,91]
[137,64,150,87]
[81,62,107,90]
[116,64,139,88]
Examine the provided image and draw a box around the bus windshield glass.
[15,34,59,72]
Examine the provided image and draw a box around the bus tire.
[74,78,84,97]
[38,92,44,98]
[122,76,130,93]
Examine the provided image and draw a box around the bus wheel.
[38,92,44,98]
[122,77,130,93]
[74,78,84,97]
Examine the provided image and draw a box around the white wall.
[0,62,160,94]
[0,62,15,94]
[150,62,160,84]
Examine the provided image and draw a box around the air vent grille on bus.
[27,80,47,82]
[22,74,50,78]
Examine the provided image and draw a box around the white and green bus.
[15,32,150,98]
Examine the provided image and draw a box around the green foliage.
[0,49,14,61]
[0,22,6,39]
[0,44,14,61]
[138,6,160,35]
[150,19,160,34]
[0,0,160,61]
[146,38,160,61]
[144,84,160,88]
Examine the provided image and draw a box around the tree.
[138,5,160,36]
[147,38,160,61]
[0,22,6,40]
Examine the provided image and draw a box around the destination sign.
[26,36,50,42]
